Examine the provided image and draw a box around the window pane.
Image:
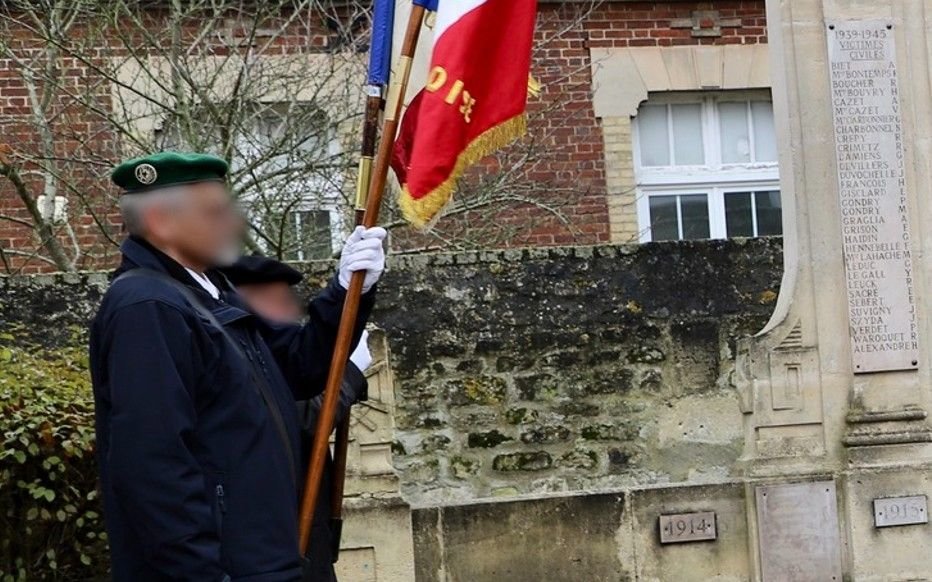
[754,191,783,236]
[265,209,332,261]
[725,192,754,237]
[751,102,777,162]
[295,210,333,261]
[648,195,679,241]
[638,104,670,167]
[680,194,710,239]
[671,104,704,165]
[719,102,751,163]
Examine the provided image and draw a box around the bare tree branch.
[0,0,606,271]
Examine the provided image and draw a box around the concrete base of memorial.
[385,470,931,581]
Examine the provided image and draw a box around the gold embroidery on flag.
[527,75,541,99]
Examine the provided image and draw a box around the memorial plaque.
[658,511,717,544]
[873,495,929,528]
[827,20,920,373]
[756,481,842,582]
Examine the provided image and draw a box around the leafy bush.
[0,330,108,581]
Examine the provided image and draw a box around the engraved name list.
[827,20,919,373]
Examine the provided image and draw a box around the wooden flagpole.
[298,3,427,555]
[325,87,381,563]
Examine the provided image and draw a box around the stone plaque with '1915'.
[827,20,920,373]
[873,495,928,528]
[658,511,717,544]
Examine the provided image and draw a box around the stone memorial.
[737,0,932,579]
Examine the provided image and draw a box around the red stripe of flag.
[392,0,538,227]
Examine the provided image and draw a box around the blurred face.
[237,282,303,323]
[144,181,245,269]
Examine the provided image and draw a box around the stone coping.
[0,238,782,285]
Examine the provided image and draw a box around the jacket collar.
[116,236,236,299]
[118,235,180,276]
[117,236,257,326]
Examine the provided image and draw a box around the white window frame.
[635,182,782,240]
[632,91,780,242]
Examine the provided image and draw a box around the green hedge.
[0,330,108,581]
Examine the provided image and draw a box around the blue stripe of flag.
[367,0,395,86]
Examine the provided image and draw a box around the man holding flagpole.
[87,0,540,578]
[89,152,387,581]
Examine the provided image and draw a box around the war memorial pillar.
[737,0,932,578]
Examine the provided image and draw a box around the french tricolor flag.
[392,0,538,227]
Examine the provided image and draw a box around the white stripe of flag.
[433,0,487,40]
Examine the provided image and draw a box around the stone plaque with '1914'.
[658,511,716,544]
[827,20,920,373]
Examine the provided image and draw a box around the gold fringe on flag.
[399,113,528,227]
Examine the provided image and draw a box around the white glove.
[338,226,386,293]
[349,330,372,372]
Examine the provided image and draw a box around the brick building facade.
[0,1,771,273]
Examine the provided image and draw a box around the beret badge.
[135,163,158,185]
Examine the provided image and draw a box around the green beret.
[111,151,229,194]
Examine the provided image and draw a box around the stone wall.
[0,238,783,508]
[368,238,783,505]
[0,271,106,345]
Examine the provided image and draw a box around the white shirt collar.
[184,268,220,300]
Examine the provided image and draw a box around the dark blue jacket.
[89,237,373,581]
